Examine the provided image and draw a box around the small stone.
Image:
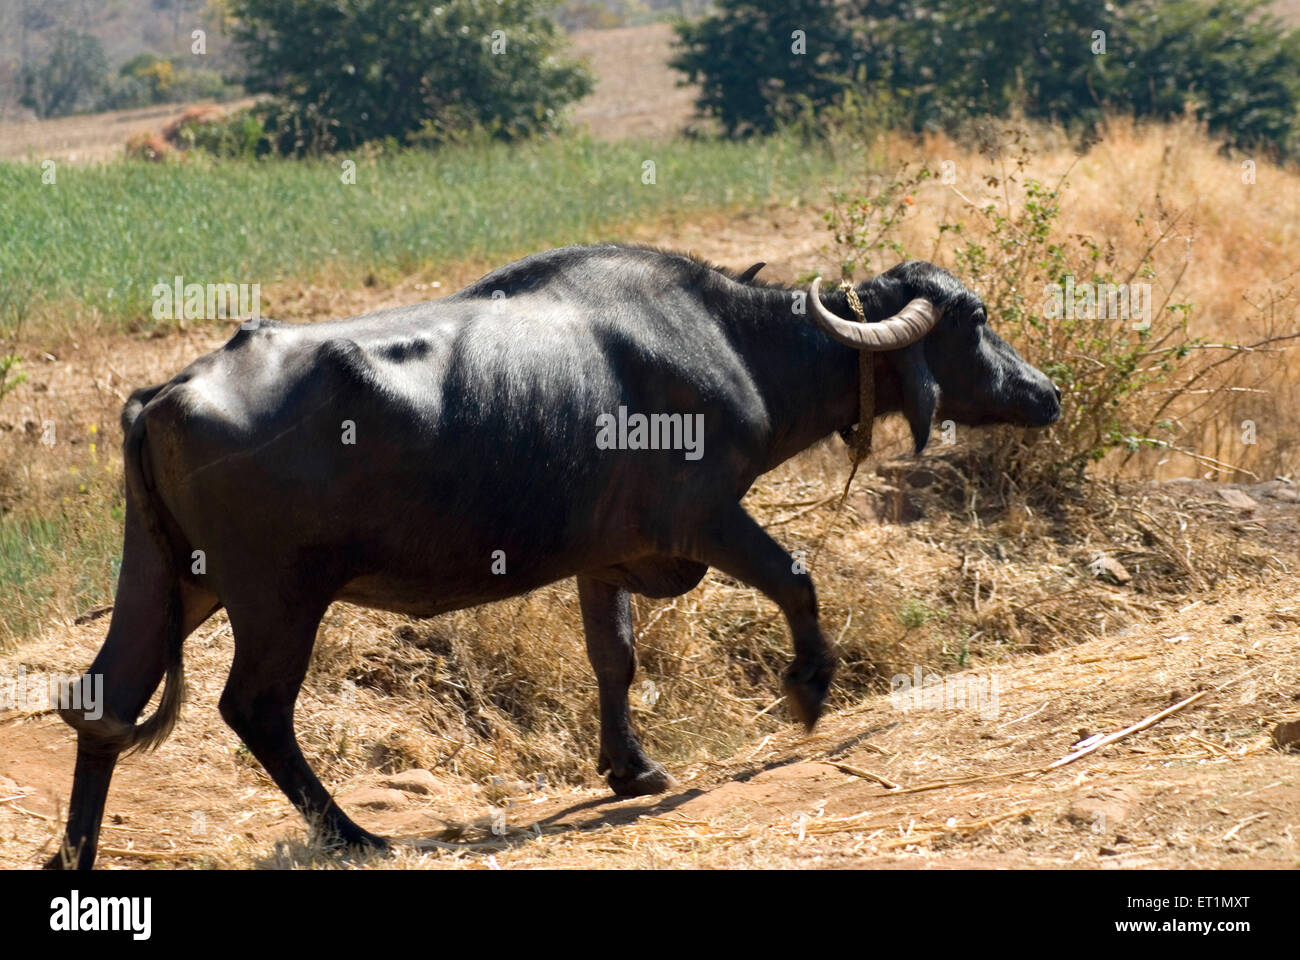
[1068,785,1139,829]
[339,787,409,810]
[1089,554,1131,584]
[482,778,532,803]
[380,769,439,795]
[1217,488,1258,511]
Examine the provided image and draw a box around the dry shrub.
[124,131,172,162]
[824,116,1300,490]
[161,105,229,146]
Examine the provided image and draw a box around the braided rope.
[842,282,874,466]
[807,282,876,571]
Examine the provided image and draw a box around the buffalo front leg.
[577,575,675,797]
[689,503,835,730]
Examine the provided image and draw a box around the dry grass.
[825,116,1300,481]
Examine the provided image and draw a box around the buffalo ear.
[889,343,938,454]
[737,261,766,283]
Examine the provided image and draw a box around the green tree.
[671,0,854,136]
[914,0,1119,134]
[1116,0,1300,154]
[19,30,109,118]
[672,0,1300,156]
[229,0,593,153]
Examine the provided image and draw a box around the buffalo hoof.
[607,760,676,798]
[342,830,390,855]
[783,654,835,732]
[43,838,92,870]
[319,818,391,858]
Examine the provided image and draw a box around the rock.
[339,787,409,810]
[1067,785,1139,831]
[1268,485,1300,503]
[1088,554,1131,584]
[1270,720,1300,753]
[1217,488,1258,511]
[379,769,440,796]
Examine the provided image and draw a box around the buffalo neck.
[711,282,903,472]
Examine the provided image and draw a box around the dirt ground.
[568,23,700,140]
[3,561,1299,870]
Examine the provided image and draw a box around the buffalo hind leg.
[45,519,219,870]
[577,576,674,797]
[690,503,835,729]
[219,600,387,855]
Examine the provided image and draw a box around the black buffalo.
[47,243,1059,868]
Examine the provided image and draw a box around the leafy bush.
[168,108,271,160]
[99,53,242,111]
[1112,0,1300,154]
[18,36,241,117]
[674,0,1300,156]
[228,0,594,154]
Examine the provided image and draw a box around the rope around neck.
[843,282,875,466]
[807,282,875,572]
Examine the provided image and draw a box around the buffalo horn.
[808,277,940,351]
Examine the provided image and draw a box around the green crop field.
[0,134,845,334]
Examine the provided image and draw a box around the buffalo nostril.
[1053,383,1062,401]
